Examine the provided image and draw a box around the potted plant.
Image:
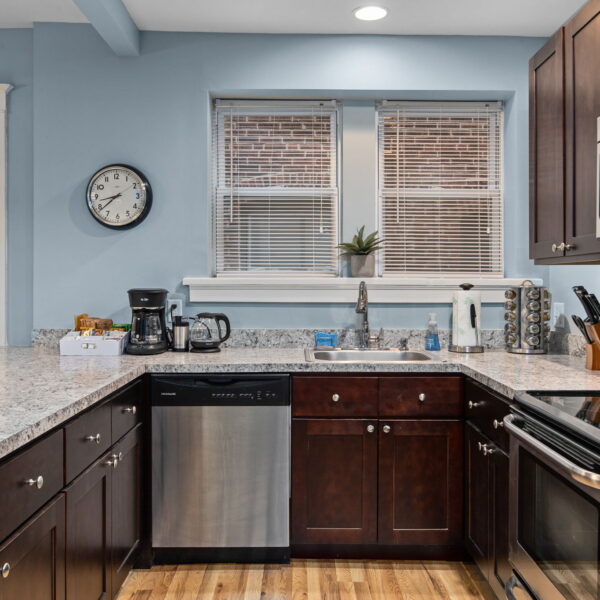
[337,226,384,277]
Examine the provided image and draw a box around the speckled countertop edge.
[1,346,600,460]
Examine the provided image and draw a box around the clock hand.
[98,194,121,210]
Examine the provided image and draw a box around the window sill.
[183,277,541,304]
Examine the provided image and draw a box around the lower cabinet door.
[65,451,112,600]
[378,420,463,546]
[291,418,378,545]
[110,425,142,599]
[490,447,511,596]
[465,423,490,573]
[0,494,66,600]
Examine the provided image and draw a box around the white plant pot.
[350,254,375,277]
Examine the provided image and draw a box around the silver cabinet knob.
[382,424,391,434]
[493,419,504,429]
[565,243,575,251]
[332,394,340,403]
[468,401,481,410]
[122,406,137,415]
[366,424,375,433]
[24,475,44,489]
[105,457,118,469]
[477,441,484,452]
[116,452,123,462]
[418,393,426,403]
[1,562,9,578]
[483,445,495,456]
[85,433,101,444]
[552,242,566,253]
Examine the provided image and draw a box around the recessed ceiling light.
[353,6,388,21]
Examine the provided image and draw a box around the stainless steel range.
[505,391,600,600]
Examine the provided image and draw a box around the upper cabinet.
[530,0,600,264]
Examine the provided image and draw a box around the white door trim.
[0,85,13,346]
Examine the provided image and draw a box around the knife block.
[584,323,600,370]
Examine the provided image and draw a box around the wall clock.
[86,164,152,229]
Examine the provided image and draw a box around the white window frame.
[0,85,11,346]
[376,100,504,278]
[211,99,341,277]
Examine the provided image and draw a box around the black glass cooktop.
[517,391,600,446]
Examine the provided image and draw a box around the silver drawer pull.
[418,393,426,403]
[468,400,481,410]
[382,424,391,434]
[1,562,9,578]
[366,424,375,433]
[483,445,495,456]
[122,406,137,415]
[332,393,340,402]
[85,433,101,444]
[493,419,504,429]
[24,475,44,489]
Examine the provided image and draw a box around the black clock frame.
[86,163,153,230]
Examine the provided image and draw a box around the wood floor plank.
[116,560,489,600]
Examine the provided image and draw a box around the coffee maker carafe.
[126,289,169,355]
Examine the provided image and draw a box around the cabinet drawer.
[292,376,378,417]
[111,379,143,442]
[465,379,510,451]
[379,377,463,418]
[0,429,64,542]
[65,400,111,483]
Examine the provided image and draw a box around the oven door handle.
[504,414,600,490]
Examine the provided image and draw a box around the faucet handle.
[367,328,384,349]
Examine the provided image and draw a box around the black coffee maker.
[126,289,169,355]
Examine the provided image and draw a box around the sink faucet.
[355,281,369,348]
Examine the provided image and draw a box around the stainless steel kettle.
[189,313,231,352]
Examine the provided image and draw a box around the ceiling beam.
[73,0,140,57]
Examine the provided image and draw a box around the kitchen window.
[212,99,339,276]
[377,101,504,277]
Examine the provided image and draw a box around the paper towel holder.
[449,283,484,354]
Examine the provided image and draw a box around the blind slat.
[213,101,339,275]
[377,101,504,277]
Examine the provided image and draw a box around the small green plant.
[337,226,384,256]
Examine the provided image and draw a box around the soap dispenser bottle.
[425,312,441,351]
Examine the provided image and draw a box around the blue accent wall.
[0,29,33,346]
[2,24,549,342]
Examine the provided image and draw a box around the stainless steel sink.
[304,348,432,362]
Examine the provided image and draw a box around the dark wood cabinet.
[529,30,566,261]
[110,425,142,599]
[65,452,112,600]
[291,418,378,545]
[530,0,600,263]
[378,420,463,546]
[0,494,66,600]
[465,422,510,598]
[565,0,600,259]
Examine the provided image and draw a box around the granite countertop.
[2,346,600,460]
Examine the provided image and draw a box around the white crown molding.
[0,84,12,346]
[183,277,543,304]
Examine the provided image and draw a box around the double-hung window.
[213,99,339,276]
[377,101,504,277]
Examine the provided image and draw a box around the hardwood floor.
[116,560,492,599]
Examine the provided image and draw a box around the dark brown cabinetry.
[110,426,142,598]
[464,380,511,599]
[291,375,463,556]
[0,494,66,600]
[530,0,600,263]
[291,419,378,545]
[378,420,462,546]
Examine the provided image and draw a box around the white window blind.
[377,101,504,277]
[213,99,339,276]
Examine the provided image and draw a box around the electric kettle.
[189,313,231,352]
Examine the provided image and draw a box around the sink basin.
[305,349,432,362]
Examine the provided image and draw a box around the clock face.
[86,165,152,229]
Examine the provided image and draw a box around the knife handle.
[585,323,600,370]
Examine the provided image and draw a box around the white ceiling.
[0,0,588,37]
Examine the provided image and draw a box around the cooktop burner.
[516,391,600,447]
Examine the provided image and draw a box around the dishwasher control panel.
[151,374,290,406]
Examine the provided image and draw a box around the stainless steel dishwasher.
[151,374,290,563]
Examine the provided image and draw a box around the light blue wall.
[0,30,33,346]
[548,266,600,327]
[5,25,549,341]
